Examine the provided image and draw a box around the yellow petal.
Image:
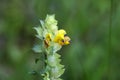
[58,29,66,35]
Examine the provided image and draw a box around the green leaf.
[32,45,42,53]
[40,20,45,29]
[53,43,62,53]
[55,53,61,58]
[34,27,43,39]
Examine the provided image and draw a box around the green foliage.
[33,45,43,53]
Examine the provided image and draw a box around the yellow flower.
[54,29,70,45]
[44,33,51,48]
[46,33,51,41]
[63,36,71,45]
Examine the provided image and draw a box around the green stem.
[108,0,113,79]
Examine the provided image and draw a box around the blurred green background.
[0,0,120,80]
